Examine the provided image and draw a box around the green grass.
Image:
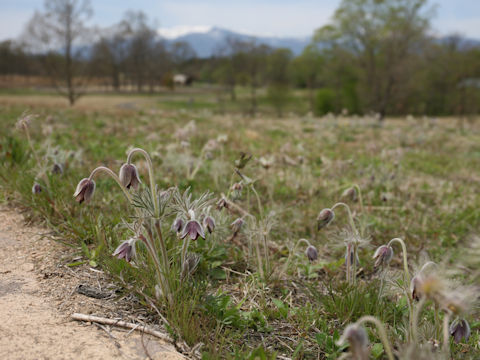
[0,97,479,359]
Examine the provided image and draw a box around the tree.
[24,0,93,105]
[315,0,433,119]
[266,48,293,117]
[291,45,323,112]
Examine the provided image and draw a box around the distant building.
[173,74,193,86]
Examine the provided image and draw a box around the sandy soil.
[0,207,185,360]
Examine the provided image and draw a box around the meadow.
[0,91,479,359]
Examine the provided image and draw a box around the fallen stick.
[71,313,173,343]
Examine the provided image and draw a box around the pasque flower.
[119,163,141,190]
[450,318,471,344]
[305,245,318,262]
[73,178,96,204]
[317,208,335,230]
[112,238,137,262]
[181,220,205,240]
[337,323,369,360]
[231,218,244,235]
[32,182,42,194]
[372,245,394,268]
[172,217,184,233]
[203,216,216,233]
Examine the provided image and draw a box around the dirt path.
[0,207,185,360]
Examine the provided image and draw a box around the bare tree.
[23,0,92,105]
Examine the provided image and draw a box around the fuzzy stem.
[387,238,411,285]
[331,202,358,235]
[188,147,206,180]
[346,243,352,284]
[251,185,264,219]
[262,231,270,278]
[127,148,158,216]
[88,166,132,203]
[357,316,395,360]
[443,312,452,357]
[181,237,190,269]
[412,297,426,345]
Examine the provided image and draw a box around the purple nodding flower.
[450,319,471,344]
[112,238,137,262]
[341,187,357,202]
[73,178,95,204]
[305,245,318,262]
[119,163,141,190]
[216,197,229,210]
[231,218,244,235]
[203,216,216,233]
[317,208,335,230]
[181,220,205,241]
[372,245,394,268]
[336,323,369,359]
[410,274,423,301]
[32,182,42,194]
[172,217,185,234]
[52,163,64,175]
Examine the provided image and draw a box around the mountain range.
[159,26,311,58]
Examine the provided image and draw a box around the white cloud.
[158,25,213,39]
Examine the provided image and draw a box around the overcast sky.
[1,0,480,41]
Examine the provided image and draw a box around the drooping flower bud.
[372,245,394,268]
[449,319,471,344]
[216,197,229,210]
[181,220,205,241]
[305,245,318,262]
[112,238,137,262]
[336,323,369,359]
[231,182,243,199]
[231,218,244,235]
[203,216,216,234]
[410,274,423,301]
[341,187,357,202]
[317,208,335,230]
[73,178,96,204]
[32,182,42,194]
[51,163,64,175]
[119,163,141,190]
[172,217,184,234]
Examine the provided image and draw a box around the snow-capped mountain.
[158,26,311,57]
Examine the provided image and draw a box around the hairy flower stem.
[443,312,452,357]
[387,238,411,284]
[24,124,51,189]
[346,243,352,284]
[127,148,158,217]
[142,230,168,301]
[262,232,270,278]
[180,237,190,269]
[188,148,206,180]
[88,166,132,203]
[331,202,358,235]
[357,316,394,360]
[387,237,413,337]
[412,297,427,345]
[154,220,170,285]
[251,185,264,219]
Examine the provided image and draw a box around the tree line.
[1,0,479,118]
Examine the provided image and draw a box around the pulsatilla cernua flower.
[450,318,471,344]
[231,218,244,235]
[317,208,335,230]
[305,245,318,262]
[172,217,185,233]
[337,323,369,359]
[32,182,42,194]
[181,220,205,240]
[73,178,96,204]
[372,245,394,268]
[341,187,357,202]
[203,216,216,233]
[119,163,141,190]
[112,238,137,262]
